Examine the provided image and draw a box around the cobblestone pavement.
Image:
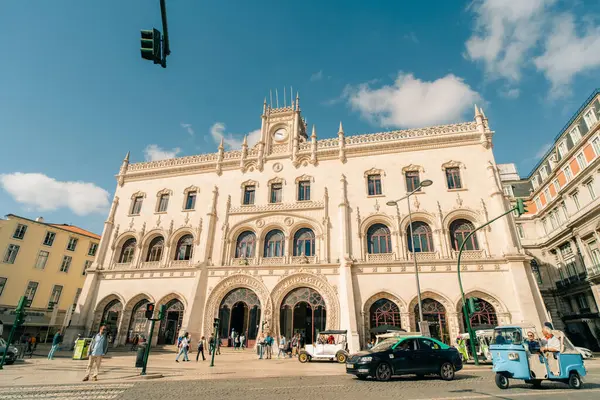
[0,383,134,399]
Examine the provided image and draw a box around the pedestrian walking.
[256,332,265,359]
[47,330,63,360]
[175,332,190,362]
[277,335,286,358]
[196,336,206,361]
[240,333,246,349]
[82,325,109,382]
[209,334,215,355]
[265,333,273,359]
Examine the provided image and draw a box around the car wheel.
[495,373,509,390]
[336,351,347,363]
[356,375,368,381]
[375,362,392,382]
[568,372,583,389]
[439,362,455,381]
[298,352,309,363]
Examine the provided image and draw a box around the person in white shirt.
[541,327,562,375]
[175,332,190,362]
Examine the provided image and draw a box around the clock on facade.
[273,128,287,142]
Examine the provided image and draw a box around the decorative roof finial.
[263,97,267,113]
[124,151,130,162]
[218,137,224,150]
[474,104,481,117]
[296,92,300,111]
[311,125,317,139]
[338,121,344,134]
[242,135,248,147]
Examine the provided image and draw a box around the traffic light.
[213,318,220,329]
[140,28,162,64]
[14,296,27,327]
[157,304,166,320]
[515,199,528,216]
[145,303,155,319]
[468,298,482,314]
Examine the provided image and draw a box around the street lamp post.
[386,179,433,335]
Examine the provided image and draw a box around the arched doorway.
[280,287,326,345]
[218,288,261,347]
[369,299,401,340]
[462,297,498,331]
[157,299,184,345]
[415,299,448,344]
[100,299,122,344]
[127,299,150,343]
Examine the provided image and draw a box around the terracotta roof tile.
[49,224,101,240]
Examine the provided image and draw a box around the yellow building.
[0,214,100,340]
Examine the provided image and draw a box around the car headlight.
[359,356,372,363]
[508,352,519,361]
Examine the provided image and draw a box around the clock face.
[273,128,287,142]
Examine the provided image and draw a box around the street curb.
[125,373,164,380]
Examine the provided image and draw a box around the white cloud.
[210,122,261,150]
[465,0,555,83]
[144,144,181,161]
[403,32,419,43]
[0,172,110,216]
[344,72,481,128]
[180,123,194,136]
[534,14,600,96]
[465,0,600,95]
[534,142,553,159]
[310,70,324,82]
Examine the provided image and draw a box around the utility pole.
[0,296,26,370]
[140,304,166,375]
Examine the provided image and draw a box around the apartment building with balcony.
[503,88,600,351]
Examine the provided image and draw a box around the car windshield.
[493,328,523,345]
[371,338,399,352]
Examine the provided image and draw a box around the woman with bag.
[175,332,190,362]
[196,336,206,361]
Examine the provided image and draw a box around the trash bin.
[73,338,92,360]
[135,345,146,368]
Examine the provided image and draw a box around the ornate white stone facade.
[69,99,548,352]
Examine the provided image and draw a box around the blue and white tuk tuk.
[491,324,586,389]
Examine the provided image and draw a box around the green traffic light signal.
[141,28,162,64]
[467,297,482,314]
[515,198,528,216]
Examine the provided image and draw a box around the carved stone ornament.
[155,214,162,228]
[183,185,200,195]
[401,164,425,173]
[111,225,120,250]
[441,160,466,170]
[130,191,147,200]
[256,219,265,228]
[456,192,464,207]
[295,174,314,183]
[363,167,385,177]
[156,188,173,197]
[241,179,259,189]
[273,162,283,172]
[268,176,286,186]
[284,217,294,226]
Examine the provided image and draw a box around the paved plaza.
[0,347,599,399]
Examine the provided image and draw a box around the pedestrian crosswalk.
[0,383,134,399]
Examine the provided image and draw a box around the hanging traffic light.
[515,199,528,216]
[157,304,166,320]
[145,303,155,319]
[140,29,162,64]
[468,298,482,314]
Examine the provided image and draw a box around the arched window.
[235,231,256,258]
[407,222,434,252]
[367,224,392,254]
[450,219,479,251]
[146,236,164,262]
[370,299,401,330]
[293,228,315,256]
[464,298,497,329]
[119,238,136,263]
[175,234,193,261]
[264,229,284,257]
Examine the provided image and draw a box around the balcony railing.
[366,253,396,263]
[409,252,437,261]
[587,264,600,279]
[290,255,318,264]
[555,272,588,290]
[452,249,485,260]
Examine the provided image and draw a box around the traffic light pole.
[140,304,165,376]
[0,296,26,370]
[457,206,519,366]
[160,0,170,58]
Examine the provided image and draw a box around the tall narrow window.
[298,181,311,201]
[564,166,573,181]
[83,260,93,275]
[48,285,63,309]
[88,243,98,256]
[13,224,27,240]
[405,171,421,192]
[146,236,164,262]
[66,237,78,251]
[587,181,596,200]
[119,238,137,263]
[541,218,548,234]
[407,222,434,252]
[532,176,540,190]
[235,231,256,258]
[544,188,551,202]
[593,137,600,156]
[445,168,462,189]
[35,250,49,269]
[577,153,587,169]
[157,194,169,212]
[175,235,194,261]
[3,244,20,264]
[570,126,582,144]
[270,183,282,203]
[184,191,197,210]
[0,277,7,297]
[584,109,598,129]
[572,192,581,210]
[587,240,600,266]
[553,178,560,192]
[367,174,382,196]
[539,166,548,180]
[516,224,525,239]
[24,281,38,306]
[535,198,542,210]
[561,202,569,219]
[366,224,392,254]
[60,255,72,272]
[43,231,56,246]
[557,140,568,158]
[530,260,542,285]
[243,185,255,205]
[549,212,558,229]
[131,196,144,215]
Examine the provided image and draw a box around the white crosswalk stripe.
[0,383,134,400]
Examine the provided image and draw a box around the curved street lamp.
[386,179,433,334]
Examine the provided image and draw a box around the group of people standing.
[256,333,305,359]
[175,332,223,362]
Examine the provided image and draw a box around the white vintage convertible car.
[298,330,349,363]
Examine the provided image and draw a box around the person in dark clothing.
[196,336,206,361]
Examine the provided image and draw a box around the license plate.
[346,363,354,368]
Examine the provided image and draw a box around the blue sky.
[1,0,600,234]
